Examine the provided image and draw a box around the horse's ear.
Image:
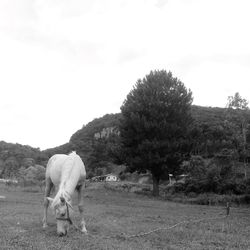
[66,200,74,210]
[47,197,54,203]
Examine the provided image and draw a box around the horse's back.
[46,153,86,187]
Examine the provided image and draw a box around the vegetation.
[178,155,250,196]
[0,141,47,179]
[2,103,250,198]
[17,165,45,190]
[120,70,193,196]
[1,66,250,200]
[69,114,122,178]
[226,92,250,179]
[0,114,123,181]
[42,143,73,158]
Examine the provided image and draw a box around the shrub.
[245,178,250,194]
[179,155,250,195]
[118,171,127,181]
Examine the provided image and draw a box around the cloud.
[117,48,146,64]
[0,0,250,148]
[175,54,250,75]
[155,0,169,8]
[0,0,167,64]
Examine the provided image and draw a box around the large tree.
[120,70,193,196]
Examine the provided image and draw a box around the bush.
[183,179,204,193]
[164,182,186,194]
[179,155,250,195]
[183,177,247,195]
[118,171,127,181]
[17,165,45,190]
[245,178,250,193]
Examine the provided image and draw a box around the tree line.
[1,70,250,197]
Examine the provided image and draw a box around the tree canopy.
[120,70,193,195]
[227,92,249,110]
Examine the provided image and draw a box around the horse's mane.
[68,151,76,156]
[51,188,71,208]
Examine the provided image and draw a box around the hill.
[1,105,250,179]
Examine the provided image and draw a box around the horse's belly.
[49,166,63,187]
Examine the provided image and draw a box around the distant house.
[91,173,119,182]
[105,174,118,182]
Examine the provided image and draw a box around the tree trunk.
[152,174,160,196]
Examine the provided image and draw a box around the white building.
[105,174,118,182]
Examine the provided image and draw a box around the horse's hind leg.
[77,184,87,234]
[42,178,53,228]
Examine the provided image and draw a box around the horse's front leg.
[77,184,87,234]
[42,179,53,228]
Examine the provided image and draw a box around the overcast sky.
[0,0,249,150]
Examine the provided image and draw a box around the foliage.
[182,155,207,179]
[70,114,121,144]
[189,105,250,160]
[42,143,73,159]
[120,70,193,195]
[0,114,122,179]
[176,154,250,195]
[18,165,45,189]
[227,92,249,110]
[0,141,47,178]
[68,113,122,176]
[226,92,250,179]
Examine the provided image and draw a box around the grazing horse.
[42,152,87,236]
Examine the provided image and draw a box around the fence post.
[226,202,230,216]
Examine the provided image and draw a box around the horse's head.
[47,196,73,236]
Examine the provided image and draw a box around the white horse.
[42,152,87,236]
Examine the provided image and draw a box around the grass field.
[0,183,250,250]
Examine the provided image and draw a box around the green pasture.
[0,183,250,250]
